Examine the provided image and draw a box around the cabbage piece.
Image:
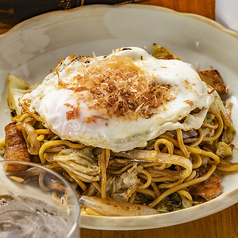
[210,90,235,143]
[156,192,193,213]
[152,43,180,60]
[156,192,182,212]
[181,195,193,209]
[106,164,142,202]
[216,141,233,158]
[7,74,40,116]
[204,113,215,124]
[53,148,100,182]
[7,74,31,115]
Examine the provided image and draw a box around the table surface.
[2,1,238,237]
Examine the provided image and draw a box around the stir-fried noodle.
[1,44,237,215]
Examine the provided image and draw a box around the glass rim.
[0,160,80,237]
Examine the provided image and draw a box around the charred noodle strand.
[139,173,176,183]
[44,146,66,153]
[187,147,220,165]
[191,154,203,169]
[57,161,97,183]
[39,140,85,164]
[158,178,184,189]
[64,172,75,183]
[85,183,96,196]
[105,149,110,168]
[92,181,101,193]
[115,150,192,179]
[114,158,130,164]
[186,147,220,165]
[148,168,187,180]
[173,148,184,156]
[151,177,176,182]
[161,134,220,164]
[128,192,137,203]
[151,181,161,196]
[202,110,223,142]
[36,129,51,135]
[37,134,44,141]
[19,113,31,122]
[108,160,115,167]
[11,115,21,122]
[19,105,45,123]
[184,170,196,182]
[136,188,156,199]
[177,129,190,158]
[177,190,193,201]
[11,113,31,122]
[202,146,213,152]
[160,134,182,148]
[217,158,238,172]
[143,162,166,169]
[138,169,152,189]
[100,149,107,199]
[154,163,168,170]
[149,165,217,208]
[63,167,87,191]
[107,163,134,174]
[154,138,174,155]
[200,150,220,165]
[44,152,58,162]
[115,149,159,160]
[46,163,61,169]
[190,129,203,148]
[202,121,219,129]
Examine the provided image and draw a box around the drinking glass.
[0,160,80,238]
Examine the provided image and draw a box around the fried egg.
[20,47,213,152]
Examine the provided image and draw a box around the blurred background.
[0,0,145,29]
[0,0,215,31]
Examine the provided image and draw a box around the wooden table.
[1,1,238,237]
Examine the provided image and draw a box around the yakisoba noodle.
[1,44,237,215]
[4,108,232,213]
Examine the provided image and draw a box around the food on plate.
[198,70,228,95]
[4,123,30,171]
[1,44,237,216]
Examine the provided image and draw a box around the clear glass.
[0,160,80,238]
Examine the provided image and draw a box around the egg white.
[20,47,213,152]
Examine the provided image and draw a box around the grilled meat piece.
[4,122,31,171]
[198,70,228,95]
[190,168,223,201]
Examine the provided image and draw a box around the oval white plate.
[1,4,238,230]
